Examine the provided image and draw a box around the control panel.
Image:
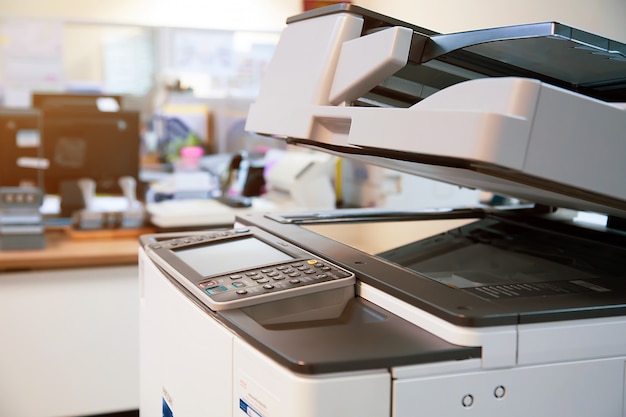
[145,227,355,310]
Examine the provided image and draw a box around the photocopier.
[139,5,626,416]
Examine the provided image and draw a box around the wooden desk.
[0,227,152,271]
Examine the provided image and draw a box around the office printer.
[139,5,626,417]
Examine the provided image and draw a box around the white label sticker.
[16,129,40,148]
[96,97,120,112]
[17,157,49,169]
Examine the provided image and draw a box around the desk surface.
[0,228,150,271]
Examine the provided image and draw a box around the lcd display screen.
[174,237,294,277]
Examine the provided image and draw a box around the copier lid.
[249,5,626,219]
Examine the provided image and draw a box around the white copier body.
[139,241,626,416]
[140,5,626,417]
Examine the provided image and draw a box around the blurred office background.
[1,0,624,210]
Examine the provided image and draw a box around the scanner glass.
[377,217,626,301]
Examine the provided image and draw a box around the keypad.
[199,258,352,302]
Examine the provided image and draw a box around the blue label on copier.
[240,398,263,417]
[163,397,174,417]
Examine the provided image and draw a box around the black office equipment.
[40,109,140,197]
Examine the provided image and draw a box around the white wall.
[354,0,626,43]
[0,0,301,104]
[0,0,302,31]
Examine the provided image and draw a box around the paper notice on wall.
[0,20,64,106]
